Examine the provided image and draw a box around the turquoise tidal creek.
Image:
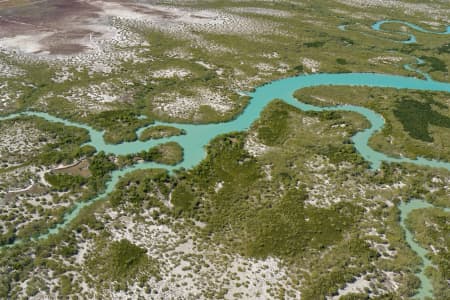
[372,20,450,44]
[1,19,450,299]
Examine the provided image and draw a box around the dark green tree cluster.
[87,239,159,291]
[88,151,116,178]
[44,173,87,192]
[394,99,450,142]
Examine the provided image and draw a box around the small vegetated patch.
[139,125,186,141]
[88,239,159,290]
[303,41,326,48]
[393,98,450,142]
[116,142,183,167]
[131,142,184,165]
[108,240,151,279]
[336,58,347,65]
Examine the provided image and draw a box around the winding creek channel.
[1,20,449,299]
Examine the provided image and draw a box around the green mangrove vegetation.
[139,125,186,141]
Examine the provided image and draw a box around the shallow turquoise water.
[1,19,450,299]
